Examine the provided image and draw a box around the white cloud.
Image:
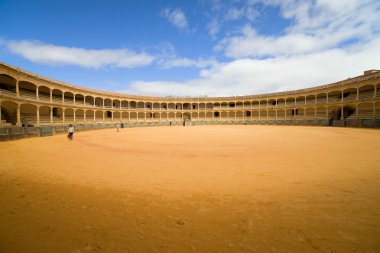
[158,57,218,69]
[124,38,380,97]
[225,8,245,20]
[3,40,155,69]
[207,18,221,38]
[161,8,189,30]
[216,0,380,58]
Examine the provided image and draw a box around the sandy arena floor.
[0,125,379,253]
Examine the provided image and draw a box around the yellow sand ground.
[0,125,379,253]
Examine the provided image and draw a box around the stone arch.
[0,74,17,96]
[65,108,75,123]
[357,102,373,119]
[52,88,63,103]
[358,85,375,99]
[19,81,37,100]
[38,86,50,101]
[64,91,75,104]
[1,100,18,125]
[75,109,85,123]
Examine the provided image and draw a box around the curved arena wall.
[1,61,380,139]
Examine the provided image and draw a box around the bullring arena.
[0,62,380,252]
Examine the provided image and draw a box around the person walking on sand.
[67,124,74,141]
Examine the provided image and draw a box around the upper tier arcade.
[0,61,379,127]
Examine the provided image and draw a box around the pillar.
[374,85,377,98]
[62,109,65,123]
[74,110,76,123]
[16,104,21,126]
[50,90,52,102]
[74,95,76,105]
[326,107,329,120]
[36,86,39,101]
[103,111,105,122]
[356,88,359,100]
[93,112,96,123]
[373,103,376,120]
[111,111,114,122]
[16,80,19,97]
[36,107,40,126]
[62,92,64,104]
[355,104,358,120]
[84,110,86,122]
[340,105,344,120]
[50,107,53,123]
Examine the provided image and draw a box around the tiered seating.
[0,86,16,96]
[38,93,50,101]
[343,93,356,101]
[52,95,62,103]
[347,109,373,119]
[64,98,74,104]
[19,89,37,100]
[358,90,374,100]
[0,119,12,127]
[328,96,340,102]
[316,97,327,104]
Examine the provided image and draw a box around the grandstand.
[0,61,379,139]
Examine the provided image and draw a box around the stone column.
[74,95,76,105]
[62,92,64,104]
[111,111,114,122]
[340,106,344,120]
[36,86,39,101]
[50,107,53,124]
[84,110,86,123]
[373,103,376,120]
[355,104,358,120]
[16,80,19,97]
[74,110,76,123]
[50,90,52,102]
[17,104,21,126]
[326,107,329,120]
[103,111,105,122]
[36,107,40,126]
[93,112,96,123]
[374,85,377,98]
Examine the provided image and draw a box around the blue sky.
[1,0,380,97]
